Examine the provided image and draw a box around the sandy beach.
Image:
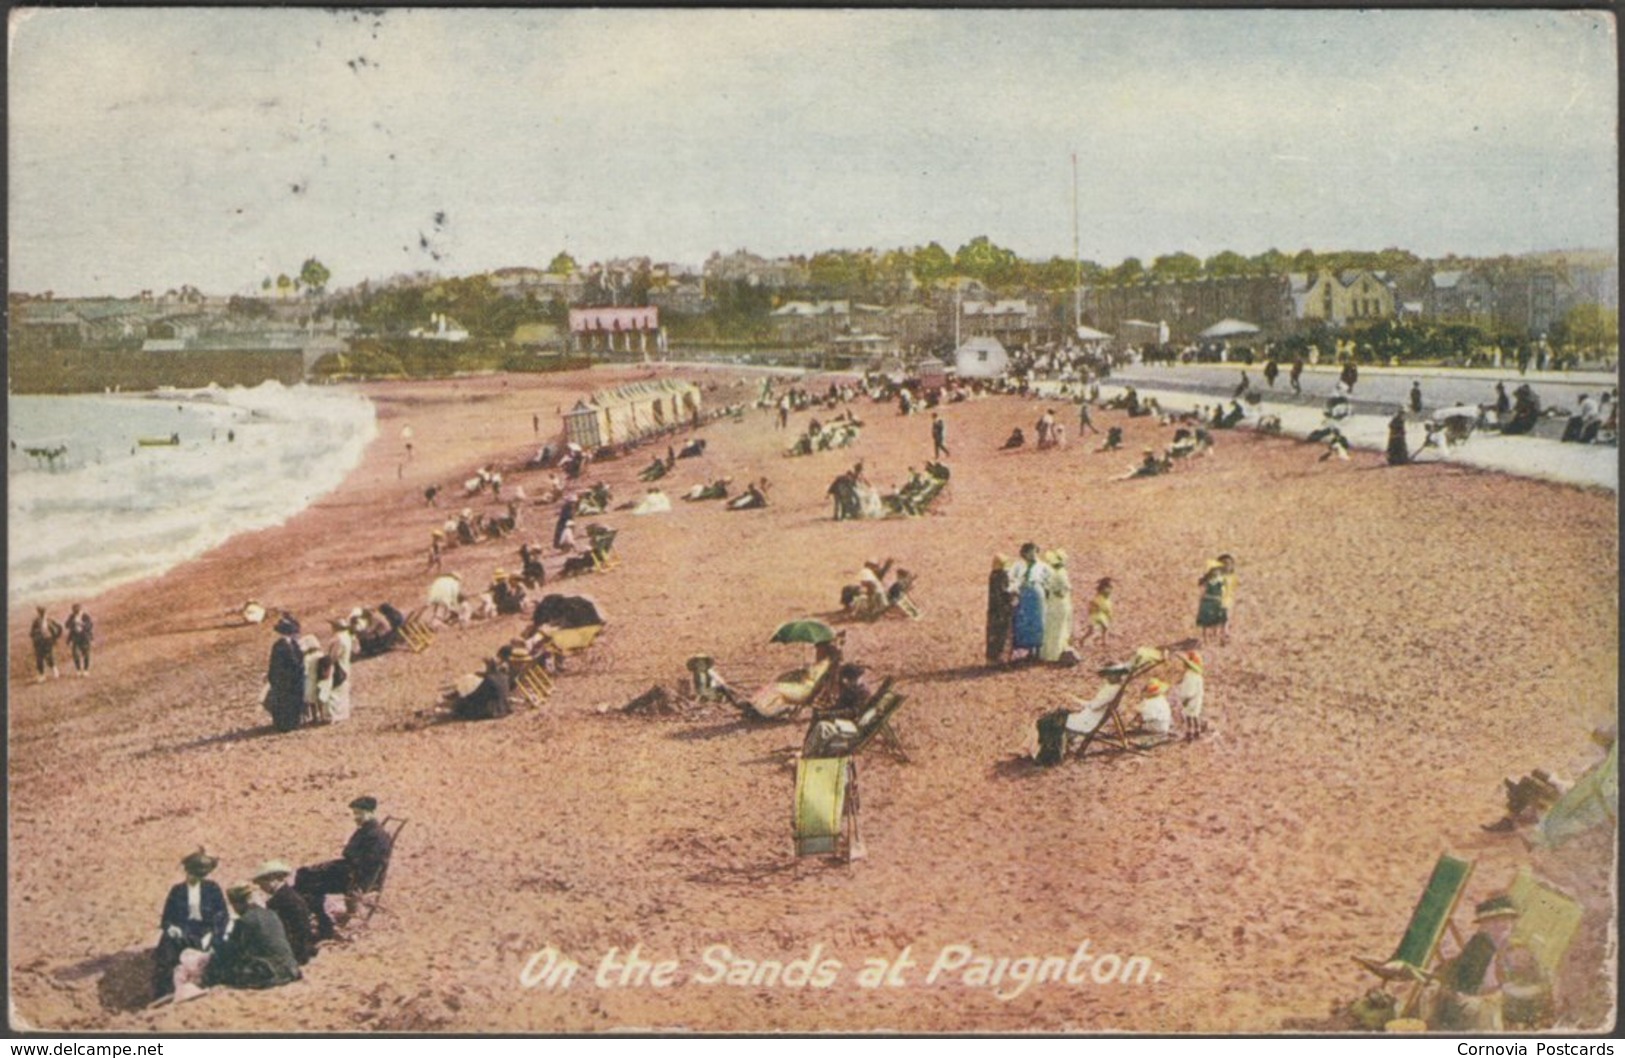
[8,366,1617,1033]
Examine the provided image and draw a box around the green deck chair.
[1355,852,1475,1011]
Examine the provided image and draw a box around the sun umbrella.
[770,618,837,645]
[1075,324,1112,341]
[1198,318,1261,339]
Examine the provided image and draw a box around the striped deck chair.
[534,624,604,669]
[398,606,435,653]
[847,680,909,762]
[513,660,554,707]
[1502,867,1584,1028]
[1355,852,1475,1015]
[793,757,851,858]
[588,528,620,572]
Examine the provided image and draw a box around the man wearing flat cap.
[207,884,301,990]
[153,849,230,998]
[264,614,306,733]
[1428,892,1542,1032]
[294,796,394,939]
[253,860,317,965]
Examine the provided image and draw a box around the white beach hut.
[953,336,1009,380]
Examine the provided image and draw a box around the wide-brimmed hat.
[181,850,218,876]
[1144,679,1169,696]
[274,614,300,635]
[1474,895,1519,921]
[349,795,378,812]
[1178,650,1204,675]
[1097,663,1133,680]
[491,569,508,581]
[251,860,293,882]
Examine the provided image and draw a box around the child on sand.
[1175,650,1206,740]
[1077,578,1114,652]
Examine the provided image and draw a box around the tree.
[1291,249,1319,273]
[1205,250,1251,278]
[954,236,1020,289]
[547,252,578,276]
[911,242,954,285]
[299,257,332,295]
[1554,303,1618,355]
[1109,257,1144,285]
[261,277,273,292]
[1250,248,1289,276]
[1151,252,1203,282]
[275,274,293,298]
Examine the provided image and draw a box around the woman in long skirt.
[985,555,1014,667]
[1010,542,1049,661]
[1039,549,1074,662]
[1195,559,1227,645]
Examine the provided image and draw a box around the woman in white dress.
[1039,549,1074,662]
[323,619,355,723]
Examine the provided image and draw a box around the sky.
[7,8,1618,297]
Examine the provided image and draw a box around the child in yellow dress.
[1076,577,1115,652]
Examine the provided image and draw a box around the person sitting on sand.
[1136,679,1174,739]
[207,885,301,991]
[686,654,741,708]
[886,568,922,620]
[1119,448,1170,480]
[449,654,514,721]
[632,487,673,516]
[1096,426,1123,452]
[251,861,317,967]
[294,797,393,941]
[1000,427,1026,450]
[727,478,770,511]
[683,477,731,502]
[153,849,229,999]
[518,543,548,589]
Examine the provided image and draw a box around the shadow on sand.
[54,948,155,1012]
[133,723,287,760]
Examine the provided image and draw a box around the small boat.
[138,435,181,447]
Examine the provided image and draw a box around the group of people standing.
[263,613,355,733]
[27,603,94,682]
[986,543,1082,666]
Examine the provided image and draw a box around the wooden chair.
[398,607,435,654]
[1353,852,1476,1016]
[533,624,605,670]
[847,679,909,762]
[347,816,408,925]
[1502,867,1584,1028]
[513,660,554,707]
[588,528,620,572]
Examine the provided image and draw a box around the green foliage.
[808,249,876,298]
[1151,252,1203,282]
[299,257,332,295]
[1110,257,1144,285]
[1552,303,1618,353]
[1204,251,1251,278]
[547,252,579,276]
[954,236,1021,289]
[911,242,954,285]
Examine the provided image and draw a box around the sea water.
[8,382,378,605]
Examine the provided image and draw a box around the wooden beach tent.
[561,378,702,450]
[953,335,1009,380]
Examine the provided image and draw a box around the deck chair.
[534,623,604,668]
[350,816,407,924]
[847,681,909,762]
[1501,867,1584,1027]
[588,528,620,572]
[793,757,850,858]
[1354,852,1475,1015]
[398,607,435,653]
[513,660,554,707]
[1069,652,1168,759]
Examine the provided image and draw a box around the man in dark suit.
[253,860,317,965]
[208,885,301,990]
[264,614,306,732]
[153,849,230,997]
[294,796,394,939]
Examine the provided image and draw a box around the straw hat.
[251,860,293,882]
[1144,679,1169,697]
[1178,650,1204,675]
[1473,895,1519,922]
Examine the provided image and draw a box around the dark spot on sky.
[433,211,447,229]
[290,182,306,195]
[419,233,430,250]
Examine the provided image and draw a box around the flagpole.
[1072,151,1081,334]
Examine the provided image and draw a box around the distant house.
[771,300,850,343]
[953,335,1009,379]
[409,313,470,342]
[1289,270,1396,325]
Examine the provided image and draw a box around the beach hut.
[953,336,1009,380]
[560,379,703,448]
